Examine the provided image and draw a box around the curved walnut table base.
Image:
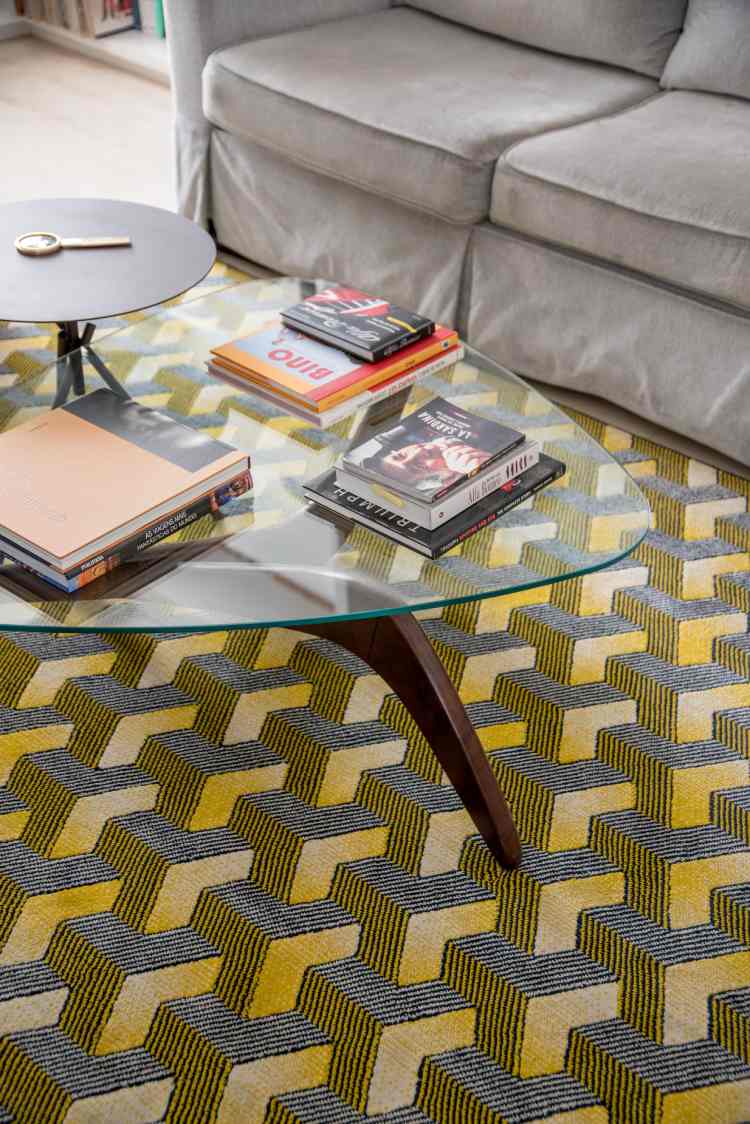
[287,612,521,869]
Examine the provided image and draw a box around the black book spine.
[280,313,435,364]
[368,323,435,364]
[430,462,565,558]
[304,460,565,560]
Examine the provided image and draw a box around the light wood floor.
[0,36,173,208]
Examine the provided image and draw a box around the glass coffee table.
[0,277,651,868]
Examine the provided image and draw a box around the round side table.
[0,197,216,403]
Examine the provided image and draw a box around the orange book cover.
[0,390,247,565]
[211,317,458,409]
[208,359,316,411]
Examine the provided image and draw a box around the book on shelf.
[336,438,540,530]
[83,0,135,36]
[339,396,525,504]
[137,0,165,36]
[281,286,435,363]
[207,344,465,429]
[304,455,566,559]
[28,0,135,34]
[209,318,459,415]
[61,0,82,31]
[0,389,250,592]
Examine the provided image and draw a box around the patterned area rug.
[0,268,749,1123]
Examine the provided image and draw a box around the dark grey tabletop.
[0,198,216,324]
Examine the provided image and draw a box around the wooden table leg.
[287,612,521,869]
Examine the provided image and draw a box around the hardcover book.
[335,438,540,529]
[211,319,458,412]
[305,455,566,559]
[281,286,435,363]
[0,389,249,571]
[0,468,252,593]
[340,397,524,504]
[207,345,464,429]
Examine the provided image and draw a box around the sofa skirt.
[468,225,750,466]
[209,130,472,328]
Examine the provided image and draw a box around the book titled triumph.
[305,455,566,559]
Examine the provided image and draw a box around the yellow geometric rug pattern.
[0,268,749,1122]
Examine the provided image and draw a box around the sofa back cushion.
[661,0,750,100]
[404,1,687,76]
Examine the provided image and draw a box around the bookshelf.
[3,2,169,86]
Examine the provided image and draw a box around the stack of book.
[0,389,251,592]
[207,287,464,429]
[207,284,565,558]
[304,397,565,558]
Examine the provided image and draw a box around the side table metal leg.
[56,322,85,396]
[54,323,74,407]
[85,346,130,400]
[53,321,130,405]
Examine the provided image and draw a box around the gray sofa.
[166,0,750,467]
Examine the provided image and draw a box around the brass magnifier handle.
[59,237,132,249]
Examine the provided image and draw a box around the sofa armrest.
[165,0,392,125]
[166,0,392,223]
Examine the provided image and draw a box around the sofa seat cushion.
[203,7,656,225]
[491,91,750,310]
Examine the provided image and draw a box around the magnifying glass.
[15,232,132,257]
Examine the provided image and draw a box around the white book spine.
[62,0,80,30]
[138,0,157,32]
[336,439,541,529]
[316,344,465,426]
